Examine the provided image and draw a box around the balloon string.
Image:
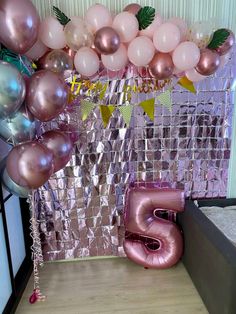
[28,191,46,304]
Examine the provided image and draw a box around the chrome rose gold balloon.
[0,0,39,54]
[215,29,235,56]
[123,187,185,269]
[6,141,54,189]
[39,130,73,172]
[94,27,120,55]
[195,48,220,76]
[149,52,174,79]
[26,70,69,122]
[42,50,74,74]
[63,46,76,59]
[123,3,141,15]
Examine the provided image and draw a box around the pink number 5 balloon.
[123,187,185,269]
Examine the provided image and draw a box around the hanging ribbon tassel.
[28,190,46,304]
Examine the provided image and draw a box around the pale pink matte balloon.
[167,17,188,41]
[112,12,139,43]
[39,17,66,49]
[153,23,180,53]
[25,39,48,60]
[128,36,155,67]
[139,13,163,38]
[172,41,200,71]
[74,47,99,77]
[101,44,128,71]
[185,68,205,82]
[85,4,112,32]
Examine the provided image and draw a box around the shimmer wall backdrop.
[32,0,236,261]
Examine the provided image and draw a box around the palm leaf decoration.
[136,6,155,30]
[53,6,71,26]
[207,28,230,49]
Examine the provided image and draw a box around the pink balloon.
[140,13,163,38]
[0,0,39,54]
[185,68,205,82]
[39,130,73,172]
[112,12,139,43]
[74,47,99,77]
[39,17,66,49]
[172,41,200,71]
[6,141,54,189]
[85,4,112,32]
[167,17,188,41]
[26,70,68,122]
[25,39,49,60]
[101,44,128,71]
[123,3,141,15]
[153,23,180,53]
[128,36,155,67]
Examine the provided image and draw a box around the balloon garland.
[0,0,235,304]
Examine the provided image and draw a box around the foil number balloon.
[123,187,185,269]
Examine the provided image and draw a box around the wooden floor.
[16,258,208,314]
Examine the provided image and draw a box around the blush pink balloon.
[128,36,155,67]
[167,17,188,41]
[101,44,128,71]
[85,4,112,32]
[26,70,68,122]
[39,17,66,49]
[140,13,163,38]
[172,41,200,71]
[0,0,40,54]
[6,141,54,189]
[153,23,180,53]
[25,39,49,60]
[149,52,174,79]
[39,130,73,172]
[123,3,141,15]
[195,48,220,76]
[112,12,139,43]
[74,47,100,77]
[185,68,205,82]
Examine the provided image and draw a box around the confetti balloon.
[42,49,73,74]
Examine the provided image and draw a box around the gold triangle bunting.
[100,105,116,127]
[119,105,133,127]
[178,76,196,94]
[139,98,155,121]
[157,89,172,111]
[80,100,96,121]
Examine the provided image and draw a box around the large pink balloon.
[140,13,163,38]
[40,130,73,172]
[74,47,100,77]
[0,0,40,54]
[26,70,68,122]
[153,23,180,53]
[6,141,54,189]
[172,41,200,71]
[128,36,155,67]
[101,44,128,71]
[85,4,112,32]
[39,17,66,49]
[25,39,49,61]
[112,12,139,43]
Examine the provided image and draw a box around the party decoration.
[172,42,200,71]
[100,105,116,127]
[80,100,96,121]
[128,36,155,67]
[124,187,185,269]
[157,89,172,111]
[153,23,180,53]
[6,141,54,189]
[119,105,133,127]
[101,44,128,71]
[53,6,71,26]
[195,49,220,76]
[185,68,205,82]
[208,29,235,55]
[0,104,36,145]
[25,39,49,61]
[74,47,99,77]
[123,3,141,15]
[149,52,174,79]
[85,4,112,32]
[39,130,73,172]
[187,21,214,49]
[39,17,66,49]
[139,13,162,38]
[0,0,39,54]
[0,61,26,120]
[168,17,188,42]
[26,70,68,121]
[41,49,73,74]
[112,12,139,43]
[178,76,196,94]
[94,27,120,55]
[135,6,155,30]
[139,98,155,121]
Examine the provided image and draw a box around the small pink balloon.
[185,68,205,82]
[25,39,49,61]
[153,23,180,53]
[149,52,174,79]
[85,4,112,32]
[172,41,200,71]
[39,130,73,172]
[195,48,220,76]
[128,36,155,67]
[39,17,66,49]
[123,3,141,15]
[101,44,128,71]
[140,13,163,38]
[74,47,99,77]
[6,141,54,189]
[112,12,139,43]
[167,17,188,42]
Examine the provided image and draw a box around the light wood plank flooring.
[16,258,208,314]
